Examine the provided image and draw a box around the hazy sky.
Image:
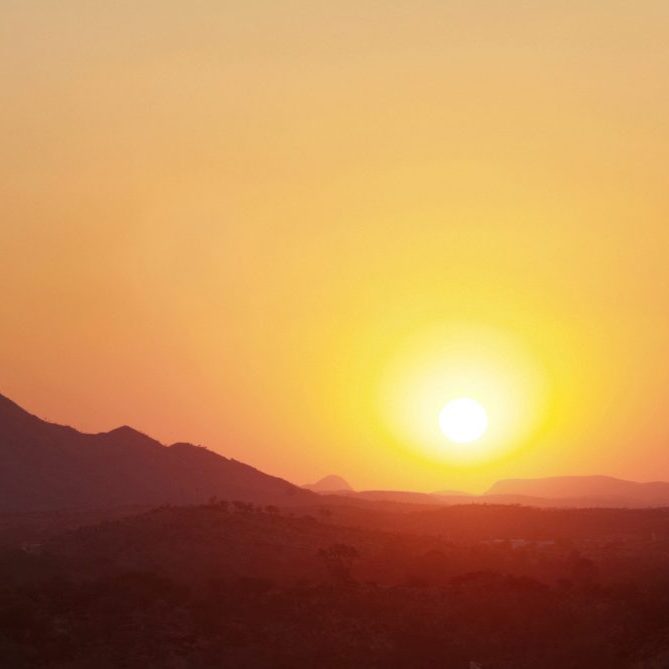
[2,1,669,491]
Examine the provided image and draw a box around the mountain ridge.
[307,476,669,509]
[0,392,315,512]
[486,475,669,504]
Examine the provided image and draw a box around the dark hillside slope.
[45,504,403,584]
[0,393,314,512]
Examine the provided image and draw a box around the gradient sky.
[2,1,669,492]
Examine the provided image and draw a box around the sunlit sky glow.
[2,1,669,492]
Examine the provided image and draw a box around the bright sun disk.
[439,397,489,444]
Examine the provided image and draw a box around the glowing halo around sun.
[378,324,546,465]
[439,397,489,444]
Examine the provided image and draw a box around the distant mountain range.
[0,393,314,512]
[484,475,669,507]
[307,474,669,509]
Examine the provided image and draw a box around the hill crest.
[0,393,315,512]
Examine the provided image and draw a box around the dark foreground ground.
[3,502,669,668]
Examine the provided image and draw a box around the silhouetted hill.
[32,503,669,587]
[486,475,669,506]
[46,503,395,584]
[7,502,669,668]
[0,393,315,512]
[304,474,353,492]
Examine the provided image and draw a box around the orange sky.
[2,1,669,492]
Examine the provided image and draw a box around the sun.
[379,325,546,464]
[439,397,489,444]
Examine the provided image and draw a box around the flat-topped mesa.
[486,475,669,504]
